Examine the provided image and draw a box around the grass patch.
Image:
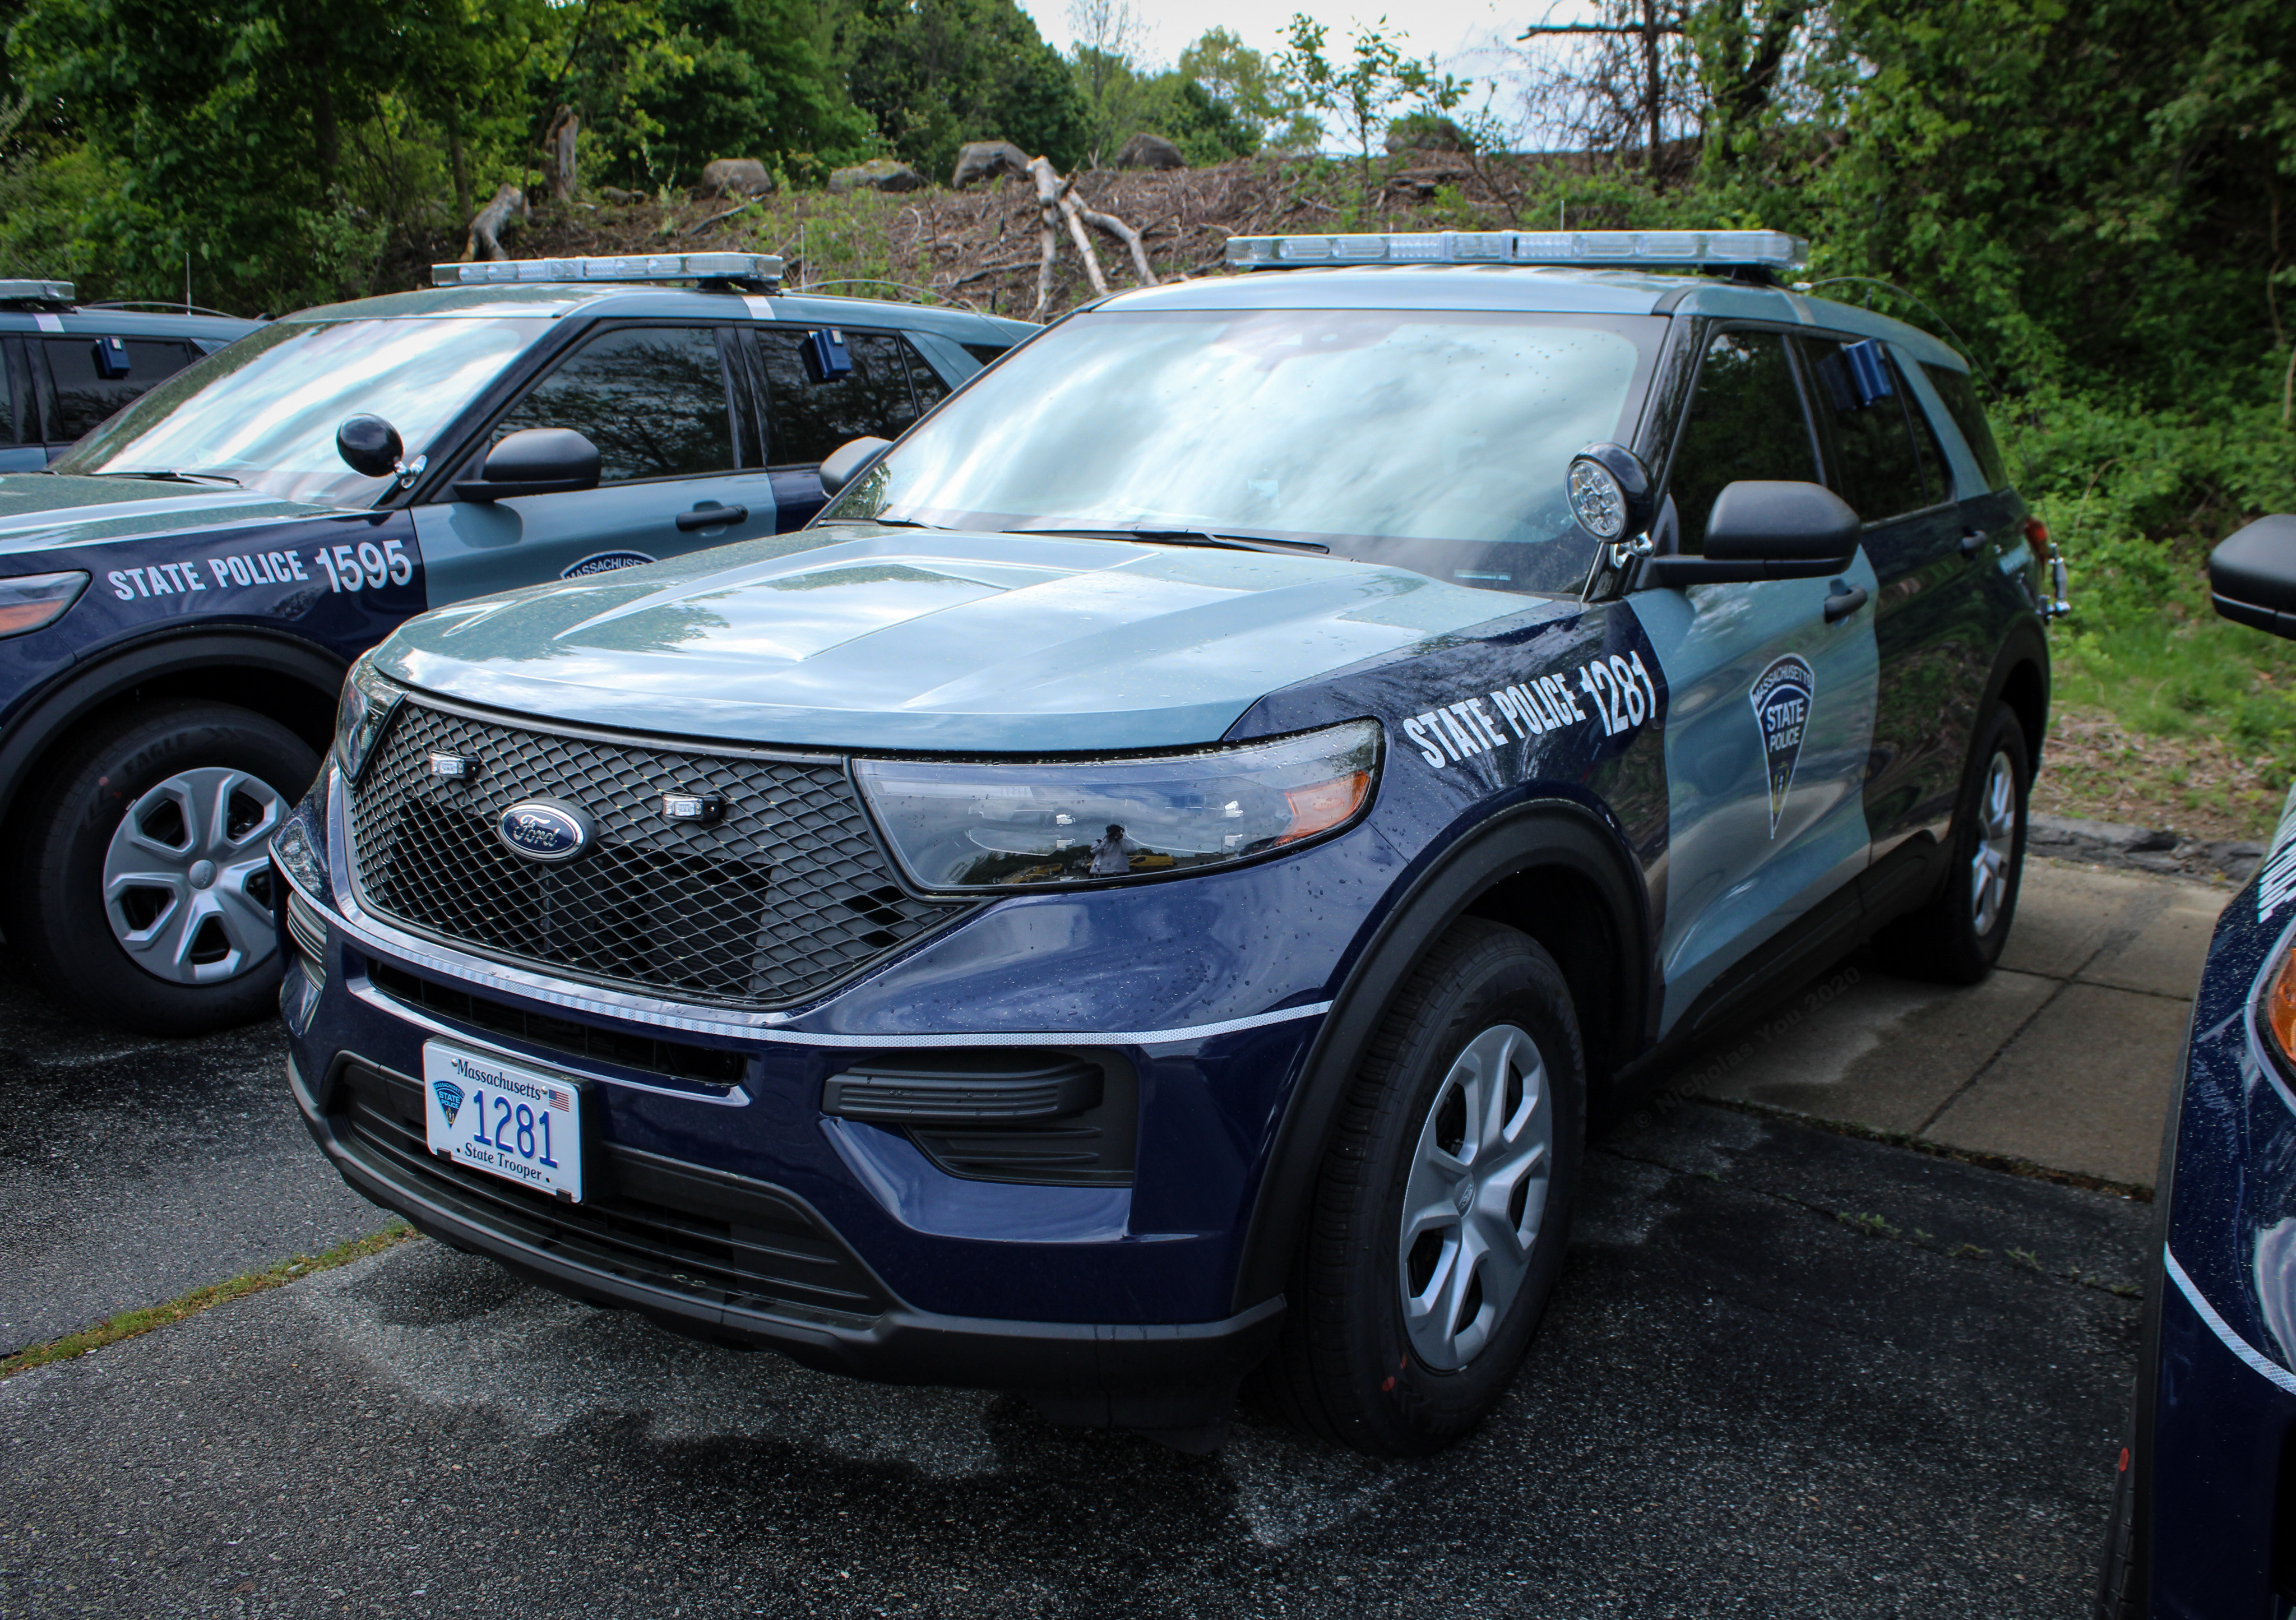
[0,1223,415,1381]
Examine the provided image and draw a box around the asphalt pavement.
[0,877,2168,1616]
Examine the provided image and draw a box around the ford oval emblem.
[496,799,594,863]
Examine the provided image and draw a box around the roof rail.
[430,253,784,291]
[1224,230,1808,276]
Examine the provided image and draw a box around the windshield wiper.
[819,515,940,530]
[1003,524,1328,555]
[102,470,243,487]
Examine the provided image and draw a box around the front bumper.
[289,1048,1280,1426]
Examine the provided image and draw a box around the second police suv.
[0,254,1028,1034]
[277,229,2063,1455]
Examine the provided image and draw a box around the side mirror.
[2209,515,2296,637]
[337,415,404,479]
[1567,442,1656,543]
[452,428,601,503]
[1641,481,1860,586]
[820,436,891,498]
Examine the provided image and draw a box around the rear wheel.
[1,701,318,1035]
[1872,707,2029,985]
[1259,918,1585,1456]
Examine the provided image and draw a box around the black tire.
[1871,706,2030,986]
[1257,918,1585,1456]
[1,700,318,1036]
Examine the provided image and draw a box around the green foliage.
[842,0,1086,182]
[1276,13,1467,169]
[1062,38,1266,168]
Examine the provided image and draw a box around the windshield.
[823,307,1662,595]
[55,316,549,506]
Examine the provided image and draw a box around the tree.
[842,0,1088,178]
[1276,14,1469,171]
[1177,26,1318,151]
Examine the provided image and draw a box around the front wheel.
[1258,918,1586,1456]
[1872,706,2030,985]
[1,700,318,1035]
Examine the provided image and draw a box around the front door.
[1630,325,1881,1033]
[415,323,779,606]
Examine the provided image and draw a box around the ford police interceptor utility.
[0,253,1029,1035]
[0,279,258,471]
[275,229,2059,1455]
[2095,513,2296,1618]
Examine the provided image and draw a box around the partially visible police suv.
[0,254,1030,1034]
[2,280,258,470]
[277,230,2060,1455]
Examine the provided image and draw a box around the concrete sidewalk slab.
[1668,858,2231,1189]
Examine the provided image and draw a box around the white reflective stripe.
[317,874,1331,1049]
[2165,1247,2296,1397]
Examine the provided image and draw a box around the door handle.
[1823,583,1869,624]
[1959,527,1983,559]
[675,503,748,532]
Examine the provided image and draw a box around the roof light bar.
[1223,229,1808,274]
[430,253,784,290]
[0,279,75,303]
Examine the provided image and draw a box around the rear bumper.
[290,1049,1283,1429]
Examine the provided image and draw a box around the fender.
[0,627,346,831]
[1229,798,1651,1313]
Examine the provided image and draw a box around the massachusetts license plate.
[422,1042,584,1201]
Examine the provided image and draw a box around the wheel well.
[1464,863,1630,1088]
[1998,658,2047,771]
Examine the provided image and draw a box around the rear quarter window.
[1920,363,2011,493]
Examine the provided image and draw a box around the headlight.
[0,570,89,638]
[270,795,329,896]
[333,655,402,782]
[855,720,1381,892]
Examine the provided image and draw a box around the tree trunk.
[464,184,529,262]
[446,103,473,226]
[543,107,579,203]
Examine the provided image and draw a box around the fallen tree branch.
[948,258,1040,288]
[683,198,757,237]
[1031,158,1108,304]
[463,183,528,262]
[1074,203,1156,285]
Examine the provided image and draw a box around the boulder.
[1115,133,1185,171]
[952,140,1031,189]
[828,159,925,195]
[696,158,774,198]
[598,186,643,206]
[1385,115,1472,155]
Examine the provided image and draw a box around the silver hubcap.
[101,767,286,985]
[1397,1022,1553,1371]
[1969,748,2019,937]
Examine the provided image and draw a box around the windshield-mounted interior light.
[429,253,784,290]
[1224,229,1808,275]
[855,721,1382,892]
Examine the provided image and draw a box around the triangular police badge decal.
[432,1079,465,1128]
[1748,654,1814,837]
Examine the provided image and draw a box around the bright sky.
[1015,0,1540,90]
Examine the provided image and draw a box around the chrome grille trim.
[344,698,964,1010]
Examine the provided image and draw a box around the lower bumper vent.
[823,1050,1137,1187]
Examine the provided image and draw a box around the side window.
[1805,337,1936,522]
[901,339,951,414]
[756,326,920,466]
[1920,362,2011,493]
[0,343,16,446]
[40,336,201,443]
[494,326,734,483]
[1665,328,1819,552]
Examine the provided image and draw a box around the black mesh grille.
[347,701,961,1008]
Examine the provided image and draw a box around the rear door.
[1800,335,1973,864]
[1628,325,1882,1033]
[747,326,947,529]
[34,332,206,459]
[414,322,779,606]
[0,335,40,473]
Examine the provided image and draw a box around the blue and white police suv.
[0,253,1027,1035]
[276,230,2060,1454]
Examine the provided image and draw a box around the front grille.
[336,1058,888,1321]
[346,701,962,1008]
